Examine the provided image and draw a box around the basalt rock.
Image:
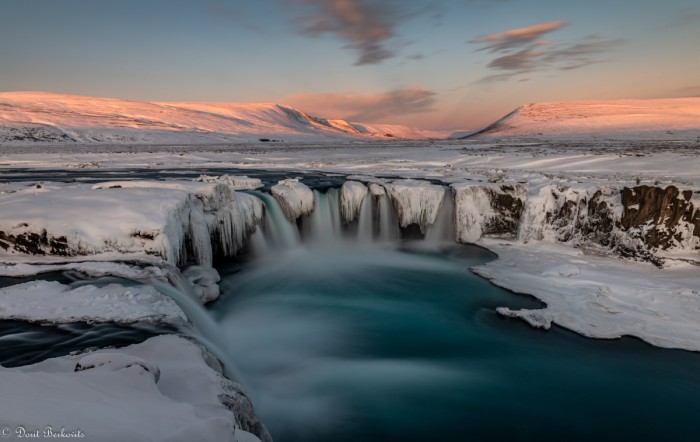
[620,185,700,250]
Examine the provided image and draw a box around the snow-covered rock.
[516,183,700,265]
[0,181,263,266]
[194,175,263,190]
[270,178,314,222]
[452,183,526,243]
[0,280,187,325]
[0,334,269,442]
[339,181,368,223]
[368,182,386,197]
[384,180,446,233]
[183,265,221,303]
[74,353,161,383]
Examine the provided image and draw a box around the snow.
[452,183,526,243]
[384,179,446,233]
[0,92,436,145]
[0,334,264,442]
[193,175,263,190]
[468,98,700,141]
[270,178,314,221]
[368,182,386,197]
[182,265,221,304]
[0,280,187,325]
[0,261,165,279]
[0,180,263,266]
[339,181,368,222]
[474,239,700,352]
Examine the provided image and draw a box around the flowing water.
[207,190,700,442]
[2,185,700,442]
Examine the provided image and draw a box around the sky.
[1,0,699,130]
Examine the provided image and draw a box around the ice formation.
[384,180,446,233]
[0,181,264,267]
[270,178,315,222]
[339,181,368,223]
[452,183,526,243]
[183,265,221,303]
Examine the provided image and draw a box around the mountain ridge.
[464,97,700,141]
[0,91,439,144]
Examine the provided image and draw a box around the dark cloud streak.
[473,22,622,82]
[293,0,403,65]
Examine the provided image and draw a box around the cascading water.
[378,194,400,242]
[305,190,336,243]
[356,193,374,242]
[249,191,300,251]
[425,188,455,243]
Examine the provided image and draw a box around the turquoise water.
[212,242,700,442]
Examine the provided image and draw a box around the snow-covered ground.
[474,240,700,352]
[0,280,187,325]
[0,335,266,442]
[0,92,440,144]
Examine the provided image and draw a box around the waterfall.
[307,190,335,243]
[378,194,400,242]
[250,191,300,249]
[327,187,342,237]
[425,188,455,243]
[247,183,456,251]
[248,227,269,257]
[357,194,374,242]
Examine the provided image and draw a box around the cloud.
[541,37,623,69]
[487,47,545,71]
[292,0,404,65]
[472,21,566,52]
[283,87,437,121]
[473,22,622,82]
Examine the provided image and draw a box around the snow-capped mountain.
[0,92,437,144]
[466,98,700,140]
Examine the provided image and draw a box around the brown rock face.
[0,230,70,256]
[620,186,700,250]
[485,185,525,237]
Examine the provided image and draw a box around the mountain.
[465,98,700,141]
[0,92,439,144]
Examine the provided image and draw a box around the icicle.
[188,198,213,266]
